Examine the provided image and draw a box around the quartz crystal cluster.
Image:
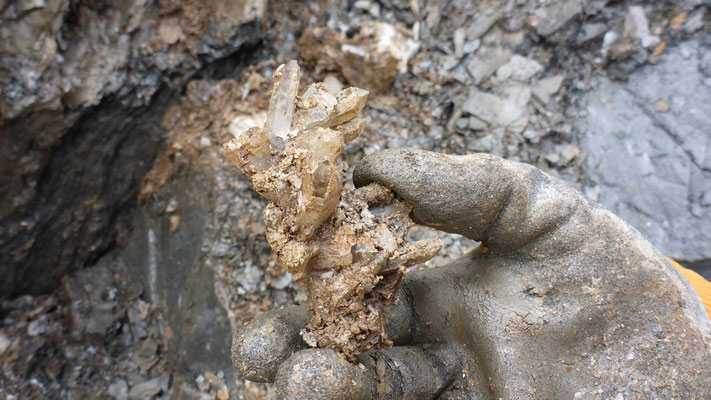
[223,61,442,359]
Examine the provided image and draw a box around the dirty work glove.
[232,148,711,399]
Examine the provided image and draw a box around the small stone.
[467,133,501,154]
[584,185,601,202]
[453,28,466,58]
[0,331,10,354]
[497,55,543,82]
[227,112,267,139]
[513,57,543,81]
[439,56,459,72]
[679,44,695,59]
[217,384,229,400]
[523,128,542,144]
[165,198,178,214]
[16,0,47,13]
[625,6,660,49]
[601,31,619,58]
[653,100,670,113]
[462,40,480,54]
[169,215,181,233]
[467,10,501,39]
[684,7,706,33]
[466,47,512,85]
[353,0,380,17]
[507,116,529,135]
[535,0,582,37]
[559,145,581,165]
[86,302,117,335]
[109,380,129,400]
[468,116,488,131]
[496,64,513,80]
[238,265,263,293]
[157,18,183,46]
[27,318,47,336]
[128,374,169,400]
[322,75,344,94]
[270,272,292,290]
[545,153,560,165]
[195,374,209,392]
[199,137,211,149]
[532,75,564,104]
[462,87,530,128]
[456,117,469,130]
[577,22,608,45]
[133,338,159,371]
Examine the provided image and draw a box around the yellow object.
[667,257,711,320]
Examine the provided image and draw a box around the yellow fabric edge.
[667,257,711,321]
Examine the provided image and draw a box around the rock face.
[0,0,266,298]
[575,40,711,272]
[119,175,237,391]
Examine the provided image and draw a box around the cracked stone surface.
[575,39,711,269]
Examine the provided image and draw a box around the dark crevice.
[0,87,175,298]
[0,31,268,298]
[193,38,266,81]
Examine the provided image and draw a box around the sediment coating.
[223,61,441,359]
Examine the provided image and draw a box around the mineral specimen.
[223,61,441,359]
[299,22,420,94]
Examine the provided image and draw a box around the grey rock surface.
[575,40,711,270]
[120,173,237,389]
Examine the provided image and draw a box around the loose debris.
[0,260,172,400]
[299,22,419,94]
[223,61,441,359]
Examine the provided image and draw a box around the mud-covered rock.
[223,61,441,359]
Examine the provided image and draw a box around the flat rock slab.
[575,40,711,272]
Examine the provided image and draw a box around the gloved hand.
[232,149,711,399]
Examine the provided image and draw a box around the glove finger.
[275,348,373,400]
[353,148,586,255]
[275,343,466,400]
[231,305,309,382]
[232,294,417,384]
[358,343,466,400]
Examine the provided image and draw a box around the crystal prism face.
[264,61,300,148]
[223,61,368,256]
[223,61,441,359]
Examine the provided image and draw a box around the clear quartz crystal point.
[264,60,300,149]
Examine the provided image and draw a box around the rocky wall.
[0,0,267,298]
